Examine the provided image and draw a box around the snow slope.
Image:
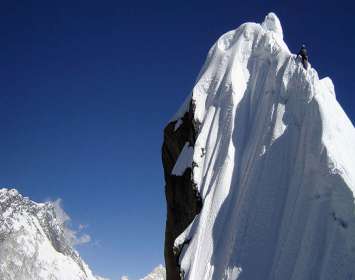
[0,188,106,280]
[172,13,355,280]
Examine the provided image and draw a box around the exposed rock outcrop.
[162,100,202,280]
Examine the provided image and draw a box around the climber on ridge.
[297,44,309,69]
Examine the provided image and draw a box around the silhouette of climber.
[297,44,308,69]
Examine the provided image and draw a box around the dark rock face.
[162,100,202,280]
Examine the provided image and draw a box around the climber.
[297,44,309,69]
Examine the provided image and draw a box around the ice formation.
[168,12,355,280]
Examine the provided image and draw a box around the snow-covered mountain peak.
[0,188,167,280]
[163,13,355,280]
[140,265,166,280]
[261,12,283,39]
[0,188,105,280]
[0,188,25,204]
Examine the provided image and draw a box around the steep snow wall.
[163,12,355,280]
[0,188,104,280]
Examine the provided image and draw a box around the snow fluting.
[163,12,355,280]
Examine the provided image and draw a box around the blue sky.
[0,1,354,279]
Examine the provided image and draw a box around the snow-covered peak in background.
[0,188,166,280]
[169,12,355,280]
[140,265,166,280]
[121,265,166,280]
[0,188,107,280]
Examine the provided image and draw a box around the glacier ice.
[170,12,355,280]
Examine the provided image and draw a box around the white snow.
[174,118,183,131]
[172,142,194,176]
[140,265,166,280]
[173,13,355,280]
[261,12,284,39]
[121,265,166,280]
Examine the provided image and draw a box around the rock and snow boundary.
[170,12,355,280]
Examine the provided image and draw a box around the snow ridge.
[172,13,355,280]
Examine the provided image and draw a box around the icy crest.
[172,13,355,280]
[261,12,283,39]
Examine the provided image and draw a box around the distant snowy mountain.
[162,12,355,280]
[0,188,107,280]
[140,265,166,280]
[121,265,166,280]
[0,188,166,280]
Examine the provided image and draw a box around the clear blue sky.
[0,1,354,279]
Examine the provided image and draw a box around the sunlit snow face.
[267,15,275,22]
[261,12,284,39]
